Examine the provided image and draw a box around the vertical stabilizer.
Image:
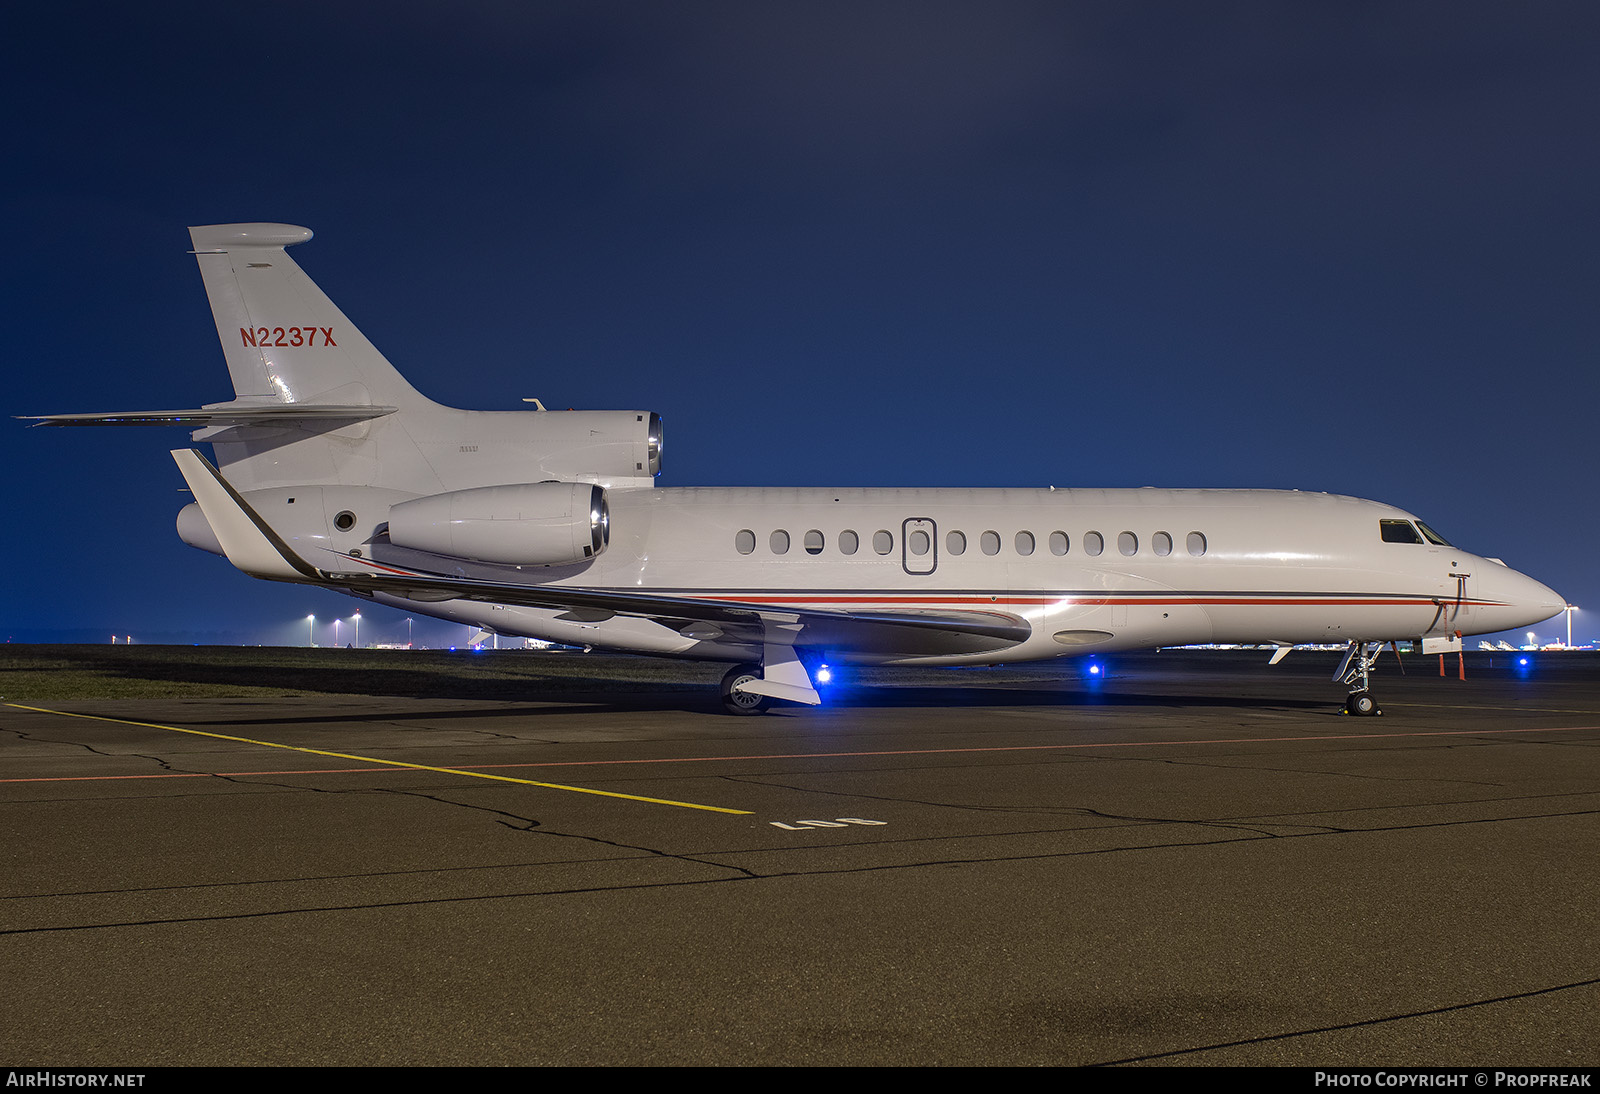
[189,223,432,410]
[187,223,442,492]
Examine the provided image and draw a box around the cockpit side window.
[1414,520,1452,547]
[1380,519,1424,544]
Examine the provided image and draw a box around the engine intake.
[387,482,609,566]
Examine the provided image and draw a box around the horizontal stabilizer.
[20,404,396,427]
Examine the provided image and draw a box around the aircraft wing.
[328,558,1031,655]
[170,449,1032,657]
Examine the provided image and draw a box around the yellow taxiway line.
[4,703,753,815]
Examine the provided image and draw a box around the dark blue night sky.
[5,2,1598,648]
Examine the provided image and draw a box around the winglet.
[169,449,318,582]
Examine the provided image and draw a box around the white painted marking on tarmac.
[769,817,888,830]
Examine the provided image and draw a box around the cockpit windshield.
[1380,519,1423,544]
[1414,520,1452,547]
[1380,518,1455,547]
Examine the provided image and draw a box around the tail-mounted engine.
[179,481,611,568]
[475,409,661,487]
[387,482,610,566]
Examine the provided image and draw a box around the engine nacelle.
[387,482,609,566]
[429,409,662,488]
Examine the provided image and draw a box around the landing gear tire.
[720,663,769,715]
[1344,690,1380,717]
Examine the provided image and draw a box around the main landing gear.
[720,663,770,715]
[1334,640,1385,716]
[718,646,824,715]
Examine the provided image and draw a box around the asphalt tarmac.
[3,649,1597,1066]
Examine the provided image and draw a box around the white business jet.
[24,224,1565,714]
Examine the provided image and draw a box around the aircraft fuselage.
[342,485,1561,665]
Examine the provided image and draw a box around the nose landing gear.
[1335,640,1385,716]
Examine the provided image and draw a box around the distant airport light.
[816,664,833,685]
[307,614,315,648]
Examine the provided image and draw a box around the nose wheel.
[1344,690,1380,717]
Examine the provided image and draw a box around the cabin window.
[981,530,1001,555]
[1152,531,1173,556]
[909,529,931,556]
[735,529,756,555]
[947,530,967,555]
[770,530,791,554]
[804,529,825,555]
[1015,531,1035,556]
[1083,531,1104,557]
[1187,531,1207,557]
[839,529,860,555]
[873,530,894,555]
[1049,531,1069,555]
[1118,531,1138,556]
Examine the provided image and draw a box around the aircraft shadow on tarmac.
[187,681,1339,729]
[14,645,1547,723]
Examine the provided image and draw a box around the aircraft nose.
[1503,568,1565,630]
